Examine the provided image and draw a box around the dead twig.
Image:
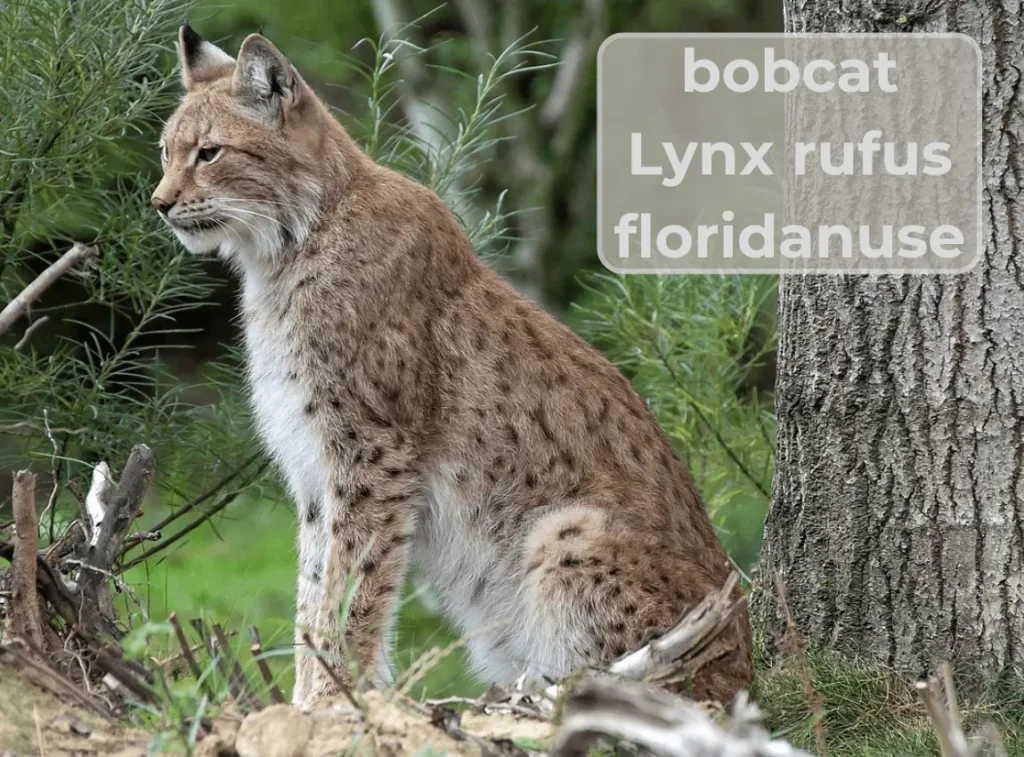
[915,663,1004,757]
[300,631,361,710]
[774,572,827,755]
[129,452,265,548]
[0,243,98,337]
[0,541,80,628]
[169,613,213,697]
[94,646,157,705]
[119,530,161,552]
[425,695,545,720]
[118,474,265,574]
[14,314,48,350]
[0,641,116,722]
[213,622,259,709]
[250,626,286,704]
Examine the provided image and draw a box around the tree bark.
[752,0,1024,681]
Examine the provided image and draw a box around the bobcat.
[153,25,753,708]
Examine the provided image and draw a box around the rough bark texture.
[752,0,1024,680]
[9,471,44,650]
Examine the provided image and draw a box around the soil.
[0,657,553,756]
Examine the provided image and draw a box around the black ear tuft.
[178,25,235,91]
[180,24,204,67]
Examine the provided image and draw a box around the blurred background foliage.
[1,0,780,699]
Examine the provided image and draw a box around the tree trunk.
[752,0,1024,680]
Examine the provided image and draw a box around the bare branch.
[126,451,264,549]
[117,482,258,574]
[9,471,45,649]
[0,641,116,722]
[14,315,49,350]
[0,244,97,337]
[72,445,155,638]
[914,665,1001,757]
[553,678,813,757]
[608,571,743,683]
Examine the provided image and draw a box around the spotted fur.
[153,26,753,709]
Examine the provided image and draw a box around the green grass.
[121,496,482,701]
[753,645,1024,756]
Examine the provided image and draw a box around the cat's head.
[153,26,346,265]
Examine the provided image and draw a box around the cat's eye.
[196,145,222,164]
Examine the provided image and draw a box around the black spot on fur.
[304,500,320,524]
[560,556,582,568]
[558,526,581,540]
[471,576,488,604]
[366,446,383,465]
[351,485,371,506]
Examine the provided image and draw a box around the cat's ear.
[178,25,235,91]
[233,34,303,124]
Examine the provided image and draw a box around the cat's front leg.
[292,495,328,707]
[295,435,418,709]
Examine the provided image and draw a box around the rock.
[235,705,312,757]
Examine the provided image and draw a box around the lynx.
[153,25,753,708]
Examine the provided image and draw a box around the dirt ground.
[0,656,553,756]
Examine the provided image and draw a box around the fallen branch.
[9,470,45,650]
[609,571,743,684]
[0,243,97,337]
[1,641,116,722]
[553,677,812,757]
[94,646,158,706]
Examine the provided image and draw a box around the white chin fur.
[172,227,224,256]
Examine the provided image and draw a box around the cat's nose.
[151,194,175,214]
